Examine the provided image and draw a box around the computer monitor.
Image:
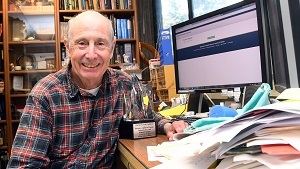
[171,0,272,95]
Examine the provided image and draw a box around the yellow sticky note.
[159,104,187,117]
[143,96,149,105]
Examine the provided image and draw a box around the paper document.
[147,146,169,162]
[276,88,300,100]
[151,153,216,169]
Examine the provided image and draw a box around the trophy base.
[119,119,157,139]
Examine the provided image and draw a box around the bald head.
[66,11,114,44]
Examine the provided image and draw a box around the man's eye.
[78,41,87,46]
[96,42,106,46]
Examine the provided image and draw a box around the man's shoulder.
[108,68,132,82]
[31,68,67,94]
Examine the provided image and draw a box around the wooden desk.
[116,135,168,169]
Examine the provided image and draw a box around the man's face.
[65,17,115,88]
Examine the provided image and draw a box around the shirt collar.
[65,63,113,98]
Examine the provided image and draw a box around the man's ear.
[64,39,70,57]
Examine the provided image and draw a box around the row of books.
[115,18,132,39]
[59,0,132,10]
[60,15,133,40]
[111,43,134,65]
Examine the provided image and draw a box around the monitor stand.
[187,93,209,114]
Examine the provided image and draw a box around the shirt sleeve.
[7,94,52,168]
[153,112,170,134]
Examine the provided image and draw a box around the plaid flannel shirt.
[7,66,168,169]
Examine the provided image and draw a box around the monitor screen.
[172,0,271,94]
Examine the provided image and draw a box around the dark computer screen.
[172,0,272,94]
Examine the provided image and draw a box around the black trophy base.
[119,119,157,139]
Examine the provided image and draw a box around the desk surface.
[118,135,168,169]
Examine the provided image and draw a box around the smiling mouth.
[82,63,100,68]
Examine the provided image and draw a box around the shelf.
[59,9,134,15]
[10,93,29,98]
[116,38,136,42]
[0,146,8,150]
[109,64,121,69]
[8,40,56,44]
[8,11,54,15]
[8,6,54,15]
[9,69,56,74]
[12,120,20,123]
[0,120,6,124]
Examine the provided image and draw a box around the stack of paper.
[151,101,300,169]
[212,101,300,169]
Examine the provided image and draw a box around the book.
[118,44,125,62]
[126,19,132,38]
[121,19,127,39]
[93,0,98,10]
[128,0,132,9]
[78,0,83,10]
[116,19,122,39]
[124,43,133,63]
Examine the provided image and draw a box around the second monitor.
[171,0,272,95]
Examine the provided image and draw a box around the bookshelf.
[58,0,140,67]
[0,0,140,165]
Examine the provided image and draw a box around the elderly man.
[7,11,187,168]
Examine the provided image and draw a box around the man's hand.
[164,120,189,140]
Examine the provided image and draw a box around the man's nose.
[88,43,96,53]
[86,43,97,57]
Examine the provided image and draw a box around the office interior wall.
[137,0,156,80]
[278,0,299,87]
[288,0,300,87]
[264,0,290,90]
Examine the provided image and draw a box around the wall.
[279,0,299,87]
[136,0,156,80]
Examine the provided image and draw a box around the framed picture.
[13,76,23,89]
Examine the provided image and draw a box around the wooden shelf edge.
[8,40,56,44]
[12,120,20,123]
[59,9,134,13]
[9,69,57,74]
[0,146,8,150]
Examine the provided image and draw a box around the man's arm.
[7,95,52,168]
[153,112,188,140]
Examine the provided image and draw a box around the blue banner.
[176,31,259,61]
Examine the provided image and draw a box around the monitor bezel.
[171,0,272,94]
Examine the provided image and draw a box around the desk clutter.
[150,86,300,169]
